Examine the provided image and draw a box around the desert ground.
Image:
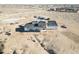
[0,5,79,54]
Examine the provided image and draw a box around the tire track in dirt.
[61,31,79,44]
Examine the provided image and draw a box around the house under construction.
[16,16,58,32]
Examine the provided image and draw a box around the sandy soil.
[0,5,79,54]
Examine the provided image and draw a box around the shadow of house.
[16,25,25,32]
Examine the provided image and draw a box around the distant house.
[55,8,78,12]
[47,21,58,30]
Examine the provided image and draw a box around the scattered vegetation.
[5,32,11,36]
[10,23,14,25]
[46,49,56,54]
[13,50,17,54]
[61,25,67,28]
[32,40,36,42]
[0,41,4,54]
[34,16,37,18]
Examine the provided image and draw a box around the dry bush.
[0,41,4,54]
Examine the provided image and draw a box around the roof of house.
[24,21,46,30]
[24,22,34,29]
[38,21,46,27]
[47,21,58,26]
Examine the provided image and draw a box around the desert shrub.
[5,32,11,36]
[46,49,56,54]
[13,50,17,54]
[32,40,36,42]
[0,41,4,54]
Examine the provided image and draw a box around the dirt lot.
[0,5,79,54]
